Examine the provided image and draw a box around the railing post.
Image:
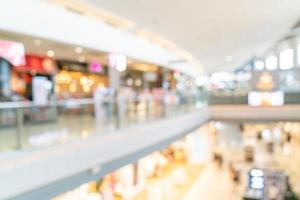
[115,99,120,129]
[115,98,126,129]
[16,107,24,149]
[161,98,166,118]
[146,98,150,120]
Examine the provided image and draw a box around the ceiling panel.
[87,0,300,73]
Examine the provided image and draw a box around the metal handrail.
[0,98,114,109]
[0,96,199,151]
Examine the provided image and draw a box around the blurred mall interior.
[0,0,300,200]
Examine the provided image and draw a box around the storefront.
[124,63,161,90]
[55,60,108,99]
[0,39,26,100]
[9,54,58,124]
[53,133,205,200]
[12,54,57,101]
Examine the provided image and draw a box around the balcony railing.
[0,96,201,153]
[207,91,300,105]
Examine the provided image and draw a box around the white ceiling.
[0,0,201,76]
[87,0,300,73]
[0,29,123,66]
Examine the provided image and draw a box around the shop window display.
[53,133,205,200]
[55,70,108,99]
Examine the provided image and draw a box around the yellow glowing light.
[89,78,95,86]
[80,76,89,85]
[83,85,90,93]
[97,83,104,89]
[81,130,89,138]
[69,84,77,92]
[55,85,61,93]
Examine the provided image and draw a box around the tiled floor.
[182,164,243,200]
[131,162,204,200]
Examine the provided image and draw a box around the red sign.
[0,40,26,66]
[14,54,57,74]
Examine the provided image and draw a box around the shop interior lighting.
[34,39,42,46]
[83,85,90,93]
[134,79,142,87]
[46,50,55,57]
[69,84,77,92]
[78,55,86,63]
[97,83,104,89]
[126,78,133,86]
[75,47,83,54]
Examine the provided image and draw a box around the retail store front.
[56,60,108,99]
[51,121,300,200]
[53,131,207,200]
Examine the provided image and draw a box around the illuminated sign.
[89,61,103,73]
[0,39,26,66]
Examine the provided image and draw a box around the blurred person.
[287,132,292,144]
[268,182,280,200]
[228,162,240,185]
[285,181,298,200]
[213,151,223,167]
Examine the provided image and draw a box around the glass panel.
[21,101,116,149]
[0,107,19,151]
[0,97,199,153]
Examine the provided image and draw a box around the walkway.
[182,163,243,200]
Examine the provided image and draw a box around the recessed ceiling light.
[34,39,42,46]
[78,56,85,62]
[75,47,83,54]
[47,50,55,57]
[225,55,233,62]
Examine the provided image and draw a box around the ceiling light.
[47,50,55,57]
[225,55,233,62]
[34,39,42,46]
[78,56,86,63]
[75,47,83,54]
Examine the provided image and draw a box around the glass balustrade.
[0,96,203,153]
